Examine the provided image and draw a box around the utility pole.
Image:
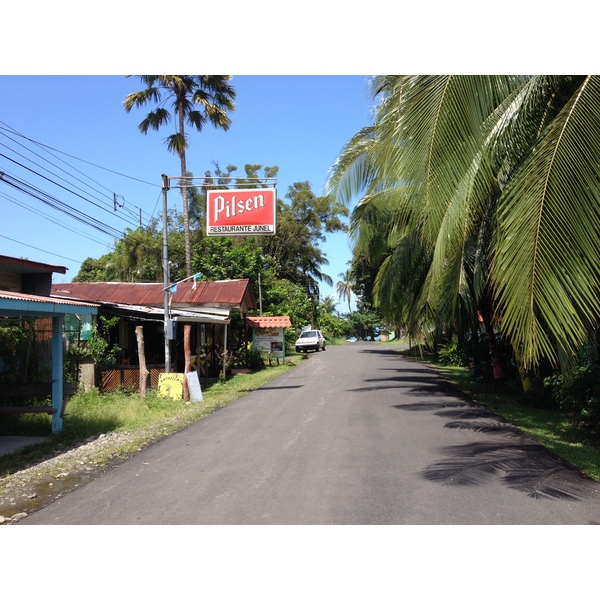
[162,174,171,373]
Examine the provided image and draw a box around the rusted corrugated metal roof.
[52,282,162,305]
[246,316,292,328]
[51,279,257,312]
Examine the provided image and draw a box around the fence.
[101,365,165,392]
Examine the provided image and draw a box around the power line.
[0,121,158,224]
[0,152,141,230]
[0,189,108,246]
[0,120,160,188]
[0,170,123,238]
[0,137,140,229]
[0,233,83,265]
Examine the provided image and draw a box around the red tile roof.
[246,316,292,328]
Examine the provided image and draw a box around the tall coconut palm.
[328,75,600,384]
[319,295,338,314]
[123,76,236,276]
[336,270,354,314]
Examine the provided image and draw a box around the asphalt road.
[21,343,600,524]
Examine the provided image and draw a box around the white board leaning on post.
[185,370,204,402]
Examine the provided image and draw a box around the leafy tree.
[110,226,163,282]
[317,312,345,338]
[123,76,236,277]
[192,236,275,309]
[75,214,186,284]
[73,256,116,282]
[262,279,314,329]
[262,180,348,298]
[345,304,382,340]
[315,295,349,338]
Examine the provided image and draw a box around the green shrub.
[438,340,468,367]
[544,365,600,427]
[246,348,267,371]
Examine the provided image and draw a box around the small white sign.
[185,371,204,403]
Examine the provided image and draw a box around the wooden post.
[183,324,192,402]
[136,326,149,397]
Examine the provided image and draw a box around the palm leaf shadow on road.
[352,347,599,501]
[396,399,598,501]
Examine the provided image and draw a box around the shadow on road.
[254,385,304,391]
[347,372,463,396]
[395,399,599,501]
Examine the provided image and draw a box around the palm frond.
[492,75,600,367]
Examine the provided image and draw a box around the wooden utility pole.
[162,174,171,373]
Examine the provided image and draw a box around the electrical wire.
[0,120,159,212]
[0,137,142,229]
[0,189,109,246]
[0,152,140,230]
[0,233,84,265]
[0,170,124,238]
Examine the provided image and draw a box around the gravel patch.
[0,413,196,524]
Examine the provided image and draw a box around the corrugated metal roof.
[246,316,292,328]
[0,289,98,308]
[0,290,99,317]
[51,279,257,311]
[100,302,230,324]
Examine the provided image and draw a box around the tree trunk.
[478,292,505,384]
[135,326,149,397]
[179,109,192,277]
[513,343,534,394]
[485,325,505,383]
[183,325,192,402]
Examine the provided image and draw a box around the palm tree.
[336,270,354,314]
[123,76,236,276]
[319,295,338,315]
[328,75,600,385]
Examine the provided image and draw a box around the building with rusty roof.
[50,279,258,385]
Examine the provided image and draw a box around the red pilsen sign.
[206,188,276,236]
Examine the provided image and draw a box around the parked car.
[295,329,326,353]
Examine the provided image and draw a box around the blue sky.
[0,75,373,310]
[0,6,586,314]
